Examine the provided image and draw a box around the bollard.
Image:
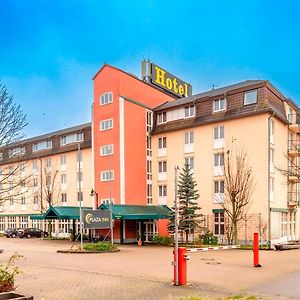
[173,247,188,285]
[253,232,262,267]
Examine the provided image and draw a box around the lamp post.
[78,142,83,250]
[174,165,179,286]
[90,188,99,209]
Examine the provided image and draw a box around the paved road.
[1,238,300,299]
[254,270,300,300]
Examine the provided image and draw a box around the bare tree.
[221,146,255,244]
[0,82,29,205]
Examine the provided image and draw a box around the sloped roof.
[99,204,172,220]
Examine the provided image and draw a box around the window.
[147,184,152,204]
[101,170,114,181]
[214,126,224,140]
[61,193,67,203]
[46,175,51,187]
[61,174,67,184]
[146,111,153,132]
[147,160,152,180]
[100,92,113,105]
[46,158,51,168]
[184,157,194,170]
[101,198,114,204]
[9,198,14,206]
[214,212,225,235]
[184,132,194,144]
[100,145,114,156]
[157,112,167,124]
[77,192,83,202]
[288,107,293,123]
[33,195,39,204]
[158,185,167,197]
[158,137,167,149]
[33,160,38,171]
[60,155,66,165]
[158,161,167,173]
[100,119,113,131]
[281,212,288,237]
[184,106,195,118]
[270,149,274,172]
[20,163,25,173]
[0,152,3,161]
[33,178,38,187]
[60,132,84,146]
[213,99,226,112]
[214,153,224,167]
[32,140,52,152]
[214,180,224,194]
[21,197,26,205]
[244,90,257,105]
[147,136,152,156]
[8,147,25,158]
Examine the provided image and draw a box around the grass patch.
[179,295,257,300]
[83,242,116,252]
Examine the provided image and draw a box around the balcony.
[288,140,300,157]
[287,166,300,182]
[288,192,298,207]
[288,113,300,133]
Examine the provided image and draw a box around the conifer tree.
[168,163,201,243]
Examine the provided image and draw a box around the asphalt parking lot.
[0,237,299,299]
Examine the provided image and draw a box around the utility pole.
[174,165,179,286]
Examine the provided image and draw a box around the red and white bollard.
[173,247,189,286]
[253,232,262,267]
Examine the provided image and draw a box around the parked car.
[18,228,49,238]
[4,228,19,238]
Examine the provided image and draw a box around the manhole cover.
[201,258,215,261]
[206,261,221,265]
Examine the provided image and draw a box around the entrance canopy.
[31,206,91,220]
[99,204,171,220]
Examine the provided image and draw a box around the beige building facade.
[0,123,92,237]
[151,80,299,245]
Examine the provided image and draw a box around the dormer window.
[184,106,195,118]
[213,99,226,112]
[157,112,167,124]
[32,140,52,152]
[244,90,257,105]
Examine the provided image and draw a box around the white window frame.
[61,193,67,203]
[32,140,52,152]
[157,112,167,124]
[214,212,225,235]
[213,98,226,112]
[100,119,113,131]
[184,132,194,144]
[244,90,257,105]
[100,92,113,106]
[158,185,167,197]
[158,137,167,149]
[60,132,84,146]
[101,170,114,181]
[184,157,194,170]
[100,144,114,156]
[158,161,167,173]
[184,105,195,118]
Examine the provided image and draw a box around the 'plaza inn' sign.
[83,210,111,229]
[150,63,192,97]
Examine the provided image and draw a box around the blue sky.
[1,0,300,137]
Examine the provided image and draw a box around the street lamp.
[90,188,99,209]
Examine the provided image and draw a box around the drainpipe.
[268,113,275,248]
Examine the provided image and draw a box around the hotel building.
[0,62,299,245]
[0,123,92,237]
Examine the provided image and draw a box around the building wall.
[93,65,174,206]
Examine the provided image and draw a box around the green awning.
[99,204,172,220]
[212,209,224,213]
[31,206,92,220]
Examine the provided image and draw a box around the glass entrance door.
[144,221,157,242]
